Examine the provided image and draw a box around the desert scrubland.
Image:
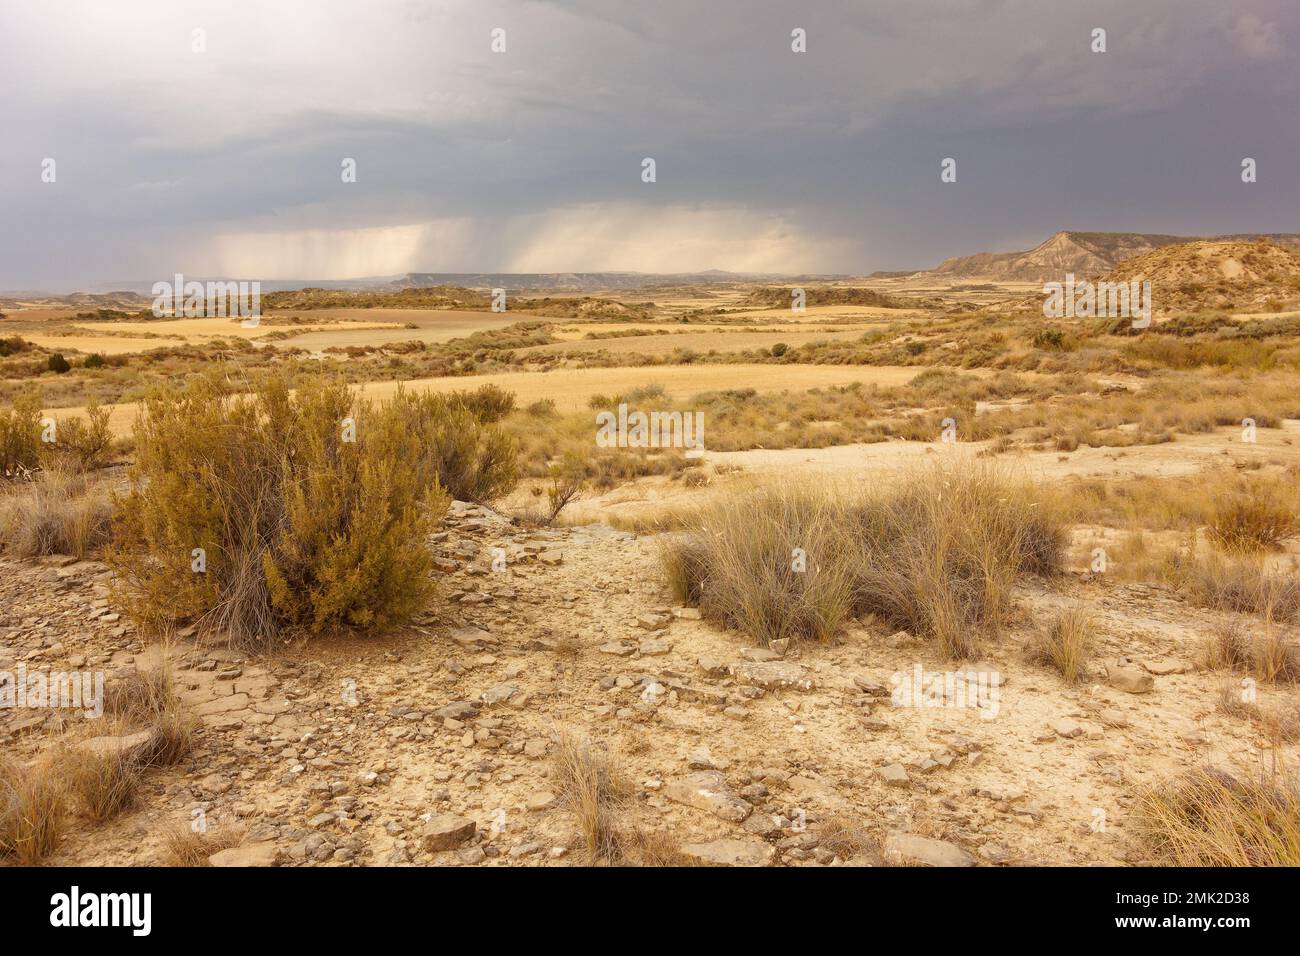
[3,236,1300,868]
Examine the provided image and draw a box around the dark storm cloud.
[0,0,1296,288]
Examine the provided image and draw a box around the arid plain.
[3,232,1299,867]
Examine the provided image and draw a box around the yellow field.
[54,363,942,436]
[523,327,878,357]
[271,309,523,350]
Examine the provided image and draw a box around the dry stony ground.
[2,501,1295,868]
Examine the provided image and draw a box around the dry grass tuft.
[552,732,629,865]
[1133,767,1300,866]
[1026,607,1094,683]
[65,747,140,823]
[159,822,246,867]
[817,814,873,859]
[0,470,112,558]
[550,731,688,866]
[662,459,1065,657]
[1201,616,1299,684]
[1181,551,1300,623]
[0,757,65,864]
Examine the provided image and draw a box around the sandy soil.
[559,421,1300,526]
[4,499,1292,868]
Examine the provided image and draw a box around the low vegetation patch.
[1133,767,1300,866]
[663,460,1065,657]
[1026,606,1094,683]
[0,757,64,864]
[0,470,113,558]
[107,372,516,647]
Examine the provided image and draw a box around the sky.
[1,0,1297,289]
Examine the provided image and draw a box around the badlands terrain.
[2,233,1299,867]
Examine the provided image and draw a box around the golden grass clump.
[0,757,65,864]
[159,821,247,867]
[1026,606,1094,683]
[552,733,629,865]
[662,459,1065,657]
[550,732,689,866]
[1133,767,1300,866]
[0,469,112,558]
[65,747,140,823]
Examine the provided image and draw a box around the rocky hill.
[932,231,1300,282]
[1102,239,1300,314]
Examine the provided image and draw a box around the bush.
[662,460,1065,656]
[0,336,31,358]
[0,389,42,479]
[46,353,71,374]
[1179,550,1300,624]
[385,389,518,503]
[1207,493,1297,552]
[108,373,452,647]
[83,353,106,369]
[770,342,789,357]
[451,383,515,423]
[39,401,113,473]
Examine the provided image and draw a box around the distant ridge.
[931,231,1300,281]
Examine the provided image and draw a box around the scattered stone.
[1106,664,1154,694]
[1142,658,1192,676]
[525,791,558,812]
[662,771,752,822]
[638,638,672,656]
[883,833,975,867]
[1052,717,1083,739]
[209,842,281,867]
[679,838,774,867]
[422,814,477,852]
[730,661,815,692]
[876,764,909,787]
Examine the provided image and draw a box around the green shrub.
[451,383,515,423]
[0,389,42,479]
[39,402,113,473]
[386,389,518,502]
[46,354,71,374]
[83,353,106,369]
[108,373,451,647]
[0,336,31,358]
